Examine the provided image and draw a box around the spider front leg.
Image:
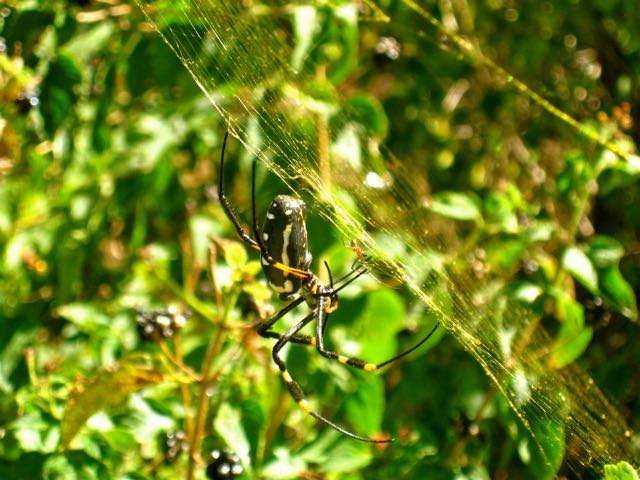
[217,131,259,250]
[271,309,388,443]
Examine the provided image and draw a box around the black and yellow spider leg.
[271,310,389,444]
[314,297,440,373]
[218,132,260,249]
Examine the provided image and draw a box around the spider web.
[137,0,638,474]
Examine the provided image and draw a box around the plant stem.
[186,288,239,480]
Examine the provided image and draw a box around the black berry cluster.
[206,449,244,479]
[136,306,189,340]
[163,430,189,463]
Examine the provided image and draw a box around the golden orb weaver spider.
[217,131,438,443]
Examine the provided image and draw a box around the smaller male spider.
[217,132,438,443]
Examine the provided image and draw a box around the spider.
[217,132,438,443]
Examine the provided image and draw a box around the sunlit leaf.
[426,191,482,221]
[553,291,585,330]
[190,215,220,266]
[550,325,593,369]
[42,451,108,480]
[61,355,163,448]
[55,303,111,334]
[511,282,543,303]
[600,267,638,321]
[292,6,318,72]
[220,240,248,269]
[605,461,640,480]
[561,247,598,293]
[261,447,307,479]
[587,235,624,268]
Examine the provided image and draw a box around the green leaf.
[221,240,248,269]
[484,191,518,232]
[511,282,543,303]
[102,428,137,453]
[189,215,220,266]
[40,54,83,137]
[550,324,593,369]
[55,303,111,334]
[604,461,640,480]
[600,267,638,321]
[485,237,527,270]
[291,6,318,72]
[42,451,108,480]
[343,94,389,139]
[561,247,598,293]
[61,354,163,448]
[344,375,385,435]
[0,452,45,478]
[11,411,58,453]
[327,3,359,84]
[214,403,251,471]
[553,291,585,330]
[518,416,566,479]
[587,235,624,268]
[42,453,77,480]
[551,290,592,365]
[261,448,307,479]
[63,21,115,65]
[317,438,373,474]
[524,221,555,243]
[426,191,482,221]
[355,290,405,362]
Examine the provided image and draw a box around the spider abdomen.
[262,195,312,297]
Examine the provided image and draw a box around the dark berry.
[136,306,190,341]
[206,449,243,479]
[162,430,189,463]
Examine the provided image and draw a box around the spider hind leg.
[271,310,389,444]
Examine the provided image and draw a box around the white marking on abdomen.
[266,213,275,220]
[284,209,292,216]
[270,281,290,293]
[263,232,269,241]
[281,223,293,277]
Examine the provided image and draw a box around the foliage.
[1,1,639,479]
[605,462,640,480]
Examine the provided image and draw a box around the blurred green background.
[1,1,639,479]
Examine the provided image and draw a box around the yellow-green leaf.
[61,354,163,448]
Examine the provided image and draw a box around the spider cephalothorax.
[217,131,438,443]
